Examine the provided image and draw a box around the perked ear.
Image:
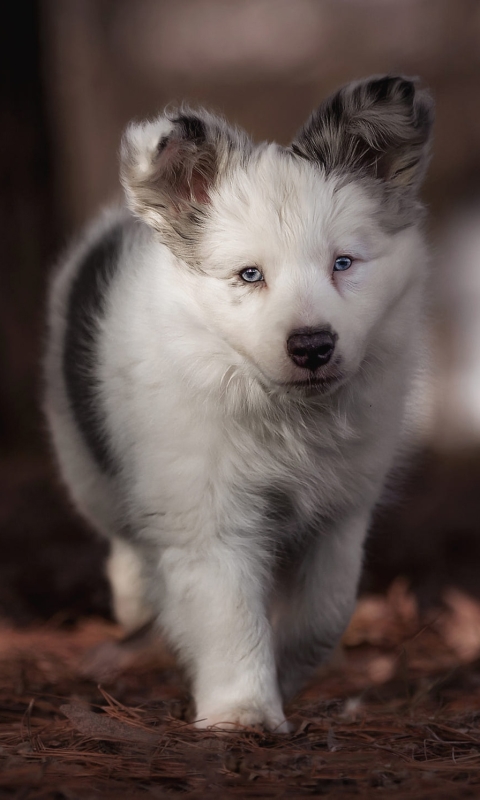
[290,76,434,195]
[120,108,250,264]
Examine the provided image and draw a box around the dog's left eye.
[240,267,264,283]
[333,256,352,272]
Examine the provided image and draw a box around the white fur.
[106,537,152,632]
[45,104,429,732]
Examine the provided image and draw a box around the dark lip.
[279,374,344,391]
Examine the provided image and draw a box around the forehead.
[205,144,380,263]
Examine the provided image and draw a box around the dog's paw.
[194,704,291,733]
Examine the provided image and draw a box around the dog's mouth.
[277,356,346,395]
[283,375,343,393]
[241,354,346,398]
[275,369,346,396]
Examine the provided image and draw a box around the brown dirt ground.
[1,581,480,799]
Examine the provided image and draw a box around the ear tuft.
[290,75,434,195]
[120,108,251,264]
[120,111,215,216]
[173,114,208,144]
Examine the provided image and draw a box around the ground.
[1,580,480,798]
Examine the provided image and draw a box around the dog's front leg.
[274,510,370,702]
[157,536,289,732]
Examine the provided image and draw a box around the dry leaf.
[438,588,480,662]
[343,578,418,648]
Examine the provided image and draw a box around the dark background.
[2,0,480,624]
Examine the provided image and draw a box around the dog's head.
[121,76,433,395]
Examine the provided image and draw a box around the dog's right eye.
[333,256,353,272]
[240,267,264,283]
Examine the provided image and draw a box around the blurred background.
[2,0,480,624]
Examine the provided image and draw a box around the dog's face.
[193,151,425,392]
[121,77,433,393]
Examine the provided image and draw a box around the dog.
[44,75,433,731]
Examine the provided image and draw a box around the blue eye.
[240,267,264,283]
[333,256,352,272]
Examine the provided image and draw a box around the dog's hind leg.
[106,537,153,632]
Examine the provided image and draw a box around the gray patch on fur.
[121,108,253,269]
[63,217,144,475]
[264,486,297,526]
[290,75,434,230]
[63,224,125,474]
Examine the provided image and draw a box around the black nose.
[287,329,336,371]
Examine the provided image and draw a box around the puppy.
[44,76,433,731]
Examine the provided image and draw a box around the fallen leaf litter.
[1,579,480,798]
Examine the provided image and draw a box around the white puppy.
[44,76,433,731]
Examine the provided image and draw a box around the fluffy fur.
[44,76,433,731]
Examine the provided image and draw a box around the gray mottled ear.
[291,76,434,197]
[120,109,251,265]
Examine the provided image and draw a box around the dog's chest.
[218,403,383,540]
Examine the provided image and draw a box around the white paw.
[194,704,291,733]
